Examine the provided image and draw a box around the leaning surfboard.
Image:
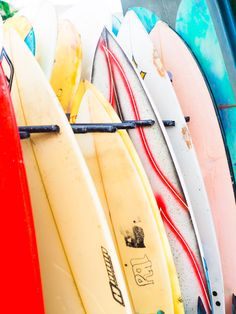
[50,18,82,114]
[92,27,211,313]
[73,80,177,314]
[0,51,44,313]
[117,11,224,313]
[150,20,236,313]
[3,32,86,314]
[62,0,112,80]
[6,29,133,314]
[176,0,236,193]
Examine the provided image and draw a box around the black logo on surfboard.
[101,247,125,306]
[124,226,146,248]
[131,255,154,286]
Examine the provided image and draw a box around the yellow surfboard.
[50,19,82,115]
[5,30,134,314]
[3,29,85,314]
[73,81,181,313]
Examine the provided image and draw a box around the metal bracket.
[19,119,155,139]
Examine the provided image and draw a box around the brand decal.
[124,226,145,248]
[131,255,154,286]
[101,247,125,306]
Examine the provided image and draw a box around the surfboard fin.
[232,294,236,314]
[198,296,207,314]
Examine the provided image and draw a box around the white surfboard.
[117,11,224,313]
[92,27,212,312]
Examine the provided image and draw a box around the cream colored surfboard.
[50,19,82,114]
[5,30,133,314]
[73,81,181,314]
[3,28,85,314]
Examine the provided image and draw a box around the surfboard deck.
[74,81,176,314]
[7,29,133,314]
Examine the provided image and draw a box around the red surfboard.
[0,61,44,313]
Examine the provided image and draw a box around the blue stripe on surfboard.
[24,28,36,56]
[112,14,122,36]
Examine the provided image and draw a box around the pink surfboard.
[150,21,236,313]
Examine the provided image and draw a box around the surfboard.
[0,55,44,313]
[3,15,36,54]
[150,20,236,313]
[73,80,176,313]
[16,1,57,78]
[61,0,112,81]
[117,11,224,313]
[6,29,133,314]
[50,19,82,114]
[176,0,236,194]
[92,27,211,313]
[3,32,87,314]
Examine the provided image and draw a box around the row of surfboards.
[1,1,235,313]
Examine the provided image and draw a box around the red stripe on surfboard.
[156,195,210,312]
[98,40,211,311]
[100,41,187,209]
